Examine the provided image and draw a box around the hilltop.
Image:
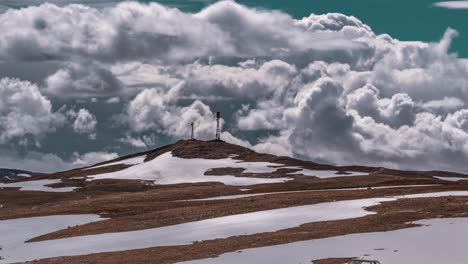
[38,139,468,183]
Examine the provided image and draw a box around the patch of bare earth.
[312,258,354,264]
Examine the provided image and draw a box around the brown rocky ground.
[312,258,354,264]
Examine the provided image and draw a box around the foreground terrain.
[1,140,468,263]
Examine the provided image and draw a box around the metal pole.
[190,122,194,139]
[215,112,221,140]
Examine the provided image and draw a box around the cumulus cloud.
[252,131,294,157]
[421,97,464,112]
[3,1,468,172]
[44,62,123,98]
[67,108,98,139]
[0,78,65,144]
[0,0,120,11]
[106,97,120,104]
[118,135,148,148]
[0,1,358,64]
[109,5,468,172]
[126,88,218,139]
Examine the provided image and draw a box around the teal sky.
[149,0,468,57]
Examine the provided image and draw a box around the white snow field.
[186,185,440,201]
[0,179,77,192]
[434,176,468,182]
[3,191,468,263]
[88,152,372,185]
[89,152,292,185]
[84,155,147,170]
[182,217,468,264]
[284,168,369,178]
[0,198,386,263]
[0,215,103,263]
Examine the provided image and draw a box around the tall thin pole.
[190,122,194,139]
[215,112,221,140]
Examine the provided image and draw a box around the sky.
[1,0,468,173]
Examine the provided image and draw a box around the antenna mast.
[215,112,221,140]
[190,122,194,139]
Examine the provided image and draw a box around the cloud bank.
[0,1,356,64]
[0,150,118,173]
[2,1,468,172]
[433,1,468,9]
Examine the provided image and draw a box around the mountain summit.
[14,139,460,190]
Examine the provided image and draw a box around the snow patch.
[0,215,103,263]
[0,179,77,192]
[182,218,468,264]
[89,152,291,186]
[187,185,440,201]
[284,168,369,178]
[433,176,468,182]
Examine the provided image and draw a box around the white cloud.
[112,14,468,172]
[118,136,147,148]
[111,62,181,92]
[433,1,468,9]
[126,88,218,139]
[0,0,120,11]
[106,97,120,104]
[252,132,293,157]
[0,149,118,173]
[421,97,464,112]
[0,78,65,144]
[0,1,358,64]
[67,108,97,139]
[70,151,118,167]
